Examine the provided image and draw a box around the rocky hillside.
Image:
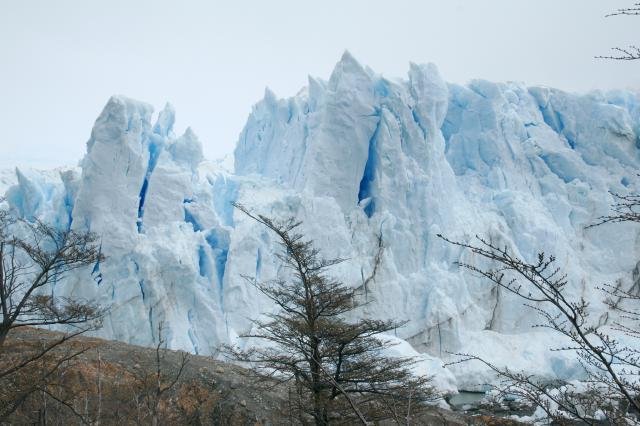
[1,328,520,425]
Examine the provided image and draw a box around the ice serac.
[235,51,379,212]
[3,54,640,391]
[35,96,229,353]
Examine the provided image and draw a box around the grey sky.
[1,0,638,169]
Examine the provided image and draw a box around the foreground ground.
[1,327,520,425]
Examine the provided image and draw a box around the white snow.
[2,53,640,394]
[0,169,17,195]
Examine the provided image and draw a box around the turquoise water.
[448,391,486,408]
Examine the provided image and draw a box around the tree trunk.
[0,324,9,347]
[312,398,329,425]
[310,336,327,426]
[312,363,325,426]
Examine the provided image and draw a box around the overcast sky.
[1,0,638,169]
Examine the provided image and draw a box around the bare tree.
[129,322,189,426]
[228,204,437,425]
[0,335,93,422]
[609,3,640,15]
[598,2,640,60]
[437,190,640,423]
[0,207,105,420]
[587,192,640,227]
[0,209,104,346]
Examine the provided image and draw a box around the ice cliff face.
[3,52,640,390]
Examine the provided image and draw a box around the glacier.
[2,52,639,392]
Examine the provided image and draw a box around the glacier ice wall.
[3,53,640,389]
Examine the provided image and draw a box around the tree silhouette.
[228,204,437,425]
